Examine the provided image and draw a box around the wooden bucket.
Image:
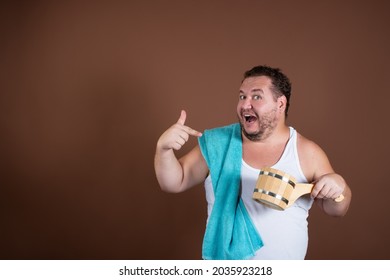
[252,167,344,210]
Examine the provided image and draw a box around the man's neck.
[242,124,290,145]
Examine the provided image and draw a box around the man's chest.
[242,143,286,169]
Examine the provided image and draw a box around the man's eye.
[239,95,246,100]
[253,95,261,100]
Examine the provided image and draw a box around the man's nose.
[243,98,253,109]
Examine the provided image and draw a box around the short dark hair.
[243,65,292,117]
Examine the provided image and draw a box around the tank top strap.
[272,127,308,183]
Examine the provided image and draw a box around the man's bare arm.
[154,110,208,193]
[298,134,352,217]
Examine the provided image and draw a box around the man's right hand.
[157,110,202,151]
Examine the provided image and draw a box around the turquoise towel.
[198,123,263,260]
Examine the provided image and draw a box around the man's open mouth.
[243,113,257,123]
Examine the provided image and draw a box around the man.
[154,65,351,260]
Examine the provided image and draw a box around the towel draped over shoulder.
[198,123,263,260]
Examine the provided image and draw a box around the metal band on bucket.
[253,188,290,205]
[259,170,296,188]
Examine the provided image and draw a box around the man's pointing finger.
[186,126,203,137]
[176,110,202,137]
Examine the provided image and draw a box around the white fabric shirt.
[204,127,314,259]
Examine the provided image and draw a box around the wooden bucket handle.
[290,183,345,205]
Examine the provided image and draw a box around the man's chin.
[242,128,262,141]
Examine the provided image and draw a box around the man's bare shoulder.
[297,133,323,156]
[296,132,333,181]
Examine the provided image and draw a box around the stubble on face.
[239,107,278,142]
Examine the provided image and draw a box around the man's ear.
[277,95,287,112]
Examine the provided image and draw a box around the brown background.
[1,0,389,260]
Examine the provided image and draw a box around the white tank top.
[204,127,314,259]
